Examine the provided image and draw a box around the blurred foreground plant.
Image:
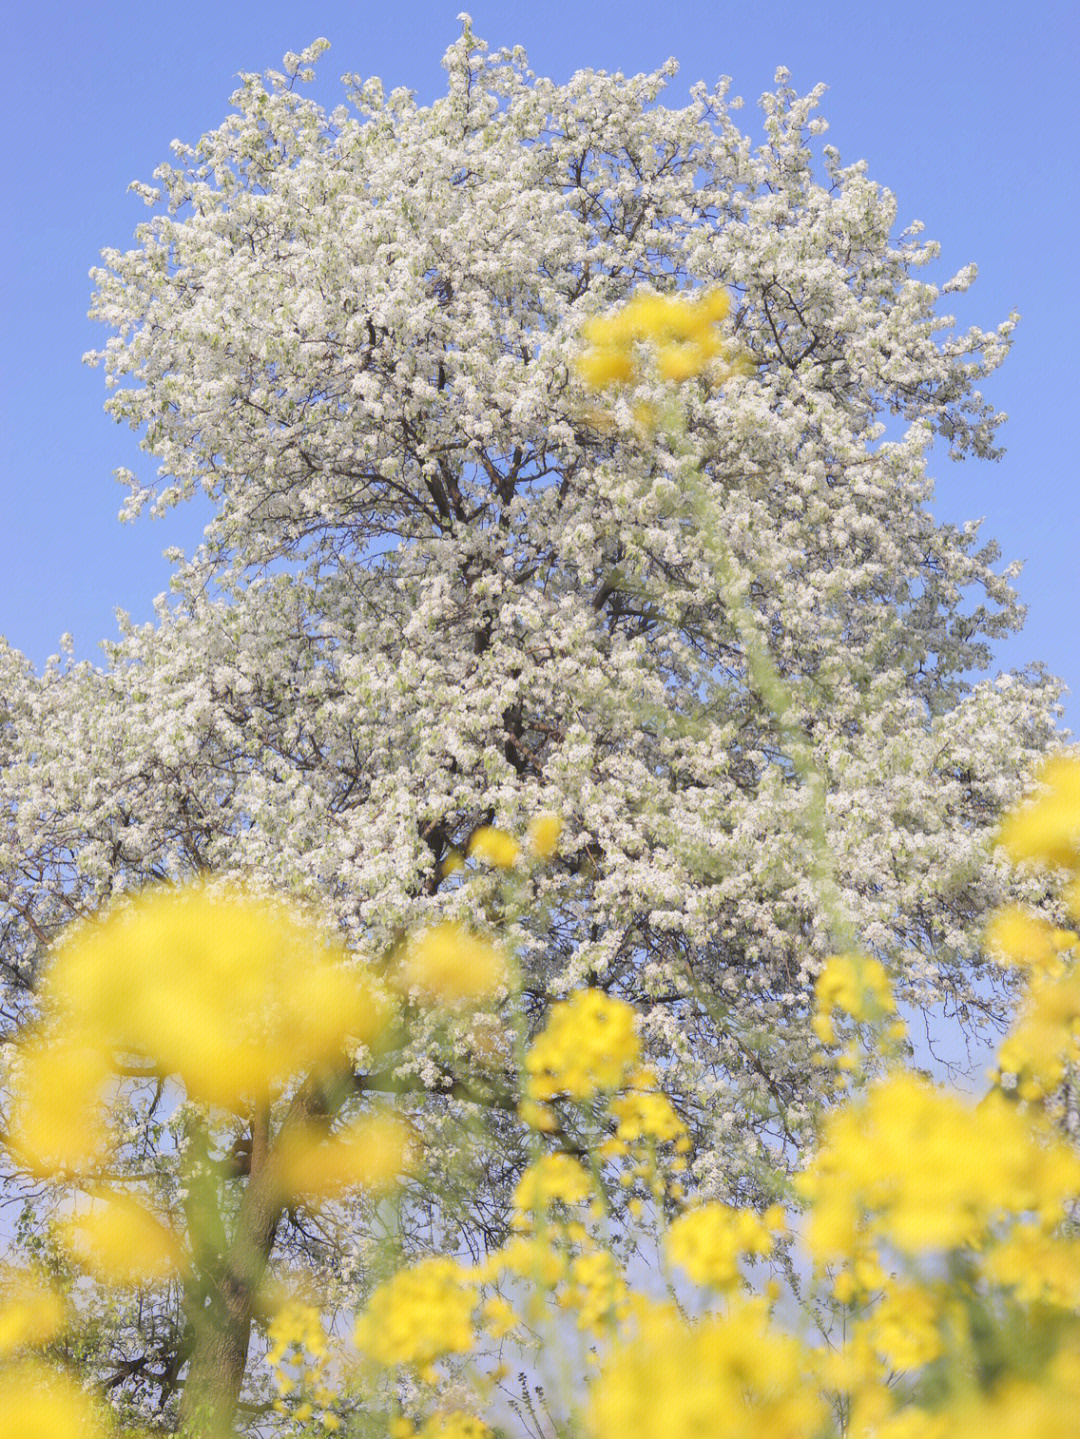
[1,771,1079,1438]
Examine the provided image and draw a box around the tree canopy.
[0,23,1067,1429]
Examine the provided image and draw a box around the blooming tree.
[0,19,1069,1427]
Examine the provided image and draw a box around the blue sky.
[2,0,1077,732]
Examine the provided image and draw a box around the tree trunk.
[176,1103,282,1437]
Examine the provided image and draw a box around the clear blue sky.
[2,0,1077,732]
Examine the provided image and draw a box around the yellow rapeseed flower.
[511,1153,593,1218]
[564,1247,631,1334]
[467,826,521,869]
[272,1113,414,1201]
[996,752,1080,873]
[394,921,509,1006]
[60,1191,186,1285]
[798,1072,1080,1260]
[0,1363,112,1438]
[608,1088,686,1145]
[353,1257,478,1372]
[516,1098,557,1132]
[984,905,1076,978]
[524,989,640,1102]
[526,812,563,860]
[814,953,895,1025]
[665,1204,774,1291]
[6,1034,114,1177]
[994,970,1080,1100]
[41,882,384,1109]
[0,1268,67,1355]
[586,1300,825,1439]
[867,1282,946,1371]
[575,287,738,391]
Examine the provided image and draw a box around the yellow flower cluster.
[994,968,1080,1101]
[608,1083,686,1146]
[984,755,1080,1100]
[467,826,521,869]
[867,1281,946,1372]
[392,922,509,1007]
[798,1071,1080,1258]
[596,1066,692,1207]
[0,1268,66,1356]
[8,882,386,1175]
[272,1112,413,1202]
[984,905,1077,980]
[450,813,563,876]
[0,1365,112,1439]
[353,1257,478,1379]
[267,1299,334,1417]
[586,1298,825,1439]
[524,989,640,1103]
[665,1202,782,1291]
[526,812,563,859]
[559,1247,631,1336]
[59,1189,185,1286]
[7,714,1080,1439]
[812,951,896,1045]
[996,751,1080,878]
[576,288,741,389]
[510,1153,593,1221]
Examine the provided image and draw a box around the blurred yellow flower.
[353,1257,478,1372]
[608,1088,686,1145]
[814,953,895,1028]
[586,1300,824,1439]
[526,812,563,859]
[6,1034,114,1177]
[0,1363,111,1438]
[665,1203,775,1290]
[993,970,1080,1100]
[60,1191,186,1285]
[996,752,1080,872]
[868,1282,945,1371]
[564,1247,631,1334]
[984,905,1075,978]
[40,882,384,1109]
[467,826,521,868]
[0,1269,66,1355]
[272,1112,414,1200]
[576,287,739,392]
[394,921,509,1006]
[266,1298,329,1404]
[512,1153,593,1218]
[517,1098,557,1132]
[798,1072,1080,1260]
[525,989,640,1102]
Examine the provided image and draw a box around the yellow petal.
[44,882,386,1108]
[0,1364,111,1438]
[575,349,635,389]
[996,754,1080,871]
